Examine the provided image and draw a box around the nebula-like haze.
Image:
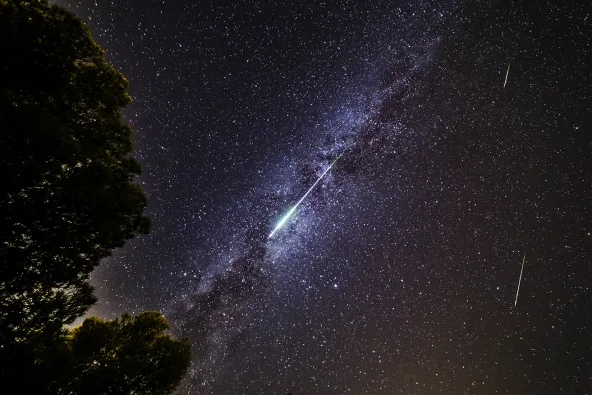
[168,8,454,389]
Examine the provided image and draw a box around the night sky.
[57,0,590,394]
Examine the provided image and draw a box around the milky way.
[58,0,591,394]
[165,16,446,389]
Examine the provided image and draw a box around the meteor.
[514,249,527,307]
[503,61,511,89]
[269,152,344,238]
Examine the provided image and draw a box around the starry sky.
[57,0,590,393]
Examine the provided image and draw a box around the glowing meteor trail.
[503,61,511,88]
[514,249,527,307]
[269,152,344,238]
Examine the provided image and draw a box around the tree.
[0,0,160,391]
[3,312,191,394]
[56,312,191,395]
[0,0,150,349]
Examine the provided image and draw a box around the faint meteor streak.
[514,249,527,307]
[269,152,344,238]
[503,61,511,88]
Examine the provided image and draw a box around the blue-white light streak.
[269,153,344,238]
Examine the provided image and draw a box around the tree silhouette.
[0,1,180,392]
[60,312,191,395]
[5,312,191,394]
[0,0,150,348]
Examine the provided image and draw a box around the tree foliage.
[60,312,191,395]
[0,1,185,393]
[3,312,191,395]
[0,0,150,346]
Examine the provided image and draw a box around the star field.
[56,0,591,394]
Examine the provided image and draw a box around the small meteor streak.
[269,152,344,238]
[514,249,527,307]
[503,61,511,89]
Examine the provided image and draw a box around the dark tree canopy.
[0,0,150,346]
[0,1,161,391]
[60,312,191,395]
[3,312,191,395]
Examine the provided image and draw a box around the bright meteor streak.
[514,249,527,307]
[269,152,344,238]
